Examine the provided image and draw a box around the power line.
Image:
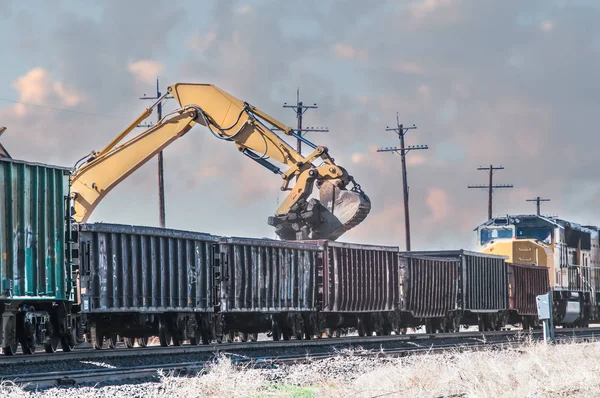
[526,196,550,216]
[468,165,513,220]
[0,98,127,119]
[377,113,428,252]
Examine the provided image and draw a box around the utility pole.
[527,196,550,216]
[283,88,328,156]
[377,113,428,251]
[139,78,173,228]
[468,165,513,220]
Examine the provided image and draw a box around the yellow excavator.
[69,83,371,240]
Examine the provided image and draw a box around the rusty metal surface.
[399,255,459,318]
[0,158,72,301]
[218,237,322,312]
[303,240,399,313]
[507,263,550,315]
[78,223,219,313]
[405,250,508,312]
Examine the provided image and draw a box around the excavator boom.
[70,83,371,240]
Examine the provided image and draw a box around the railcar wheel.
[3,343,17,356]
[91,326,104,350]
[138,337,148,348]
[271,323,281,341]
[190,332,200,345]
[172,335,183,346]
[250,332,258,342]
[159,318,172,347]
[202,331,210,345]
[382,325,392,336]
[61,331,75,352]
[21,340,35,355]
[44,337,59,353]
[108,333,118,349]
[358,317,368,337]
[124,337,135,349]
[239,332,248,342]
[225,330,235,343]
[477,316,485,332]
[20,319,36,355]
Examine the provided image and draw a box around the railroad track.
[2,326,600,365]
[2,327,600,389]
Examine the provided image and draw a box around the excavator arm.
[70,83,371,240]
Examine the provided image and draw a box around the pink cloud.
[406,153,426,166]
[408,0,463,28]
[351,152,363,164]
[392,61,426,75]
[425,187,450,222]
[127,60,165,84]
[418,84,432,99]
[356,203,405,240]
[540,21,554,32]
[187,31,217,54]
[410,0,458,17]
[11,67,84,117]
[356,96,370,105]
[332,43,368,61]
[196,166,220,179]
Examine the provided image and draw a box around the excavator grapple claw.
[268,180,371,241]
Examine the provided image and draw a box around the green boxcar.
[0,157,73,302]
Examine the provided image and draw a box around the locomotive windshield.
[516,226,553,244]
[480,228,513,245]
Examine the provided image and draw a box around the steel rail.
[2,328,599,389]
[2,326,599,365]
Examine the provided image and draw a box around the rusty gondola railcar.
[217,236,322,341]
[507,262,550,329]
[77,222,220,348]
[403,250,509,331]
[312,240,399,337]
[398,254,460,333]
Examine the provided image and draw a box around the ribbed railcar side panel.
[309,241,399,313]
[399,255,459,318]
[79,223,217,313]
[508,263,550,315]
[406,250,509,312]
[219,238,320,312]
[0,158,71,301]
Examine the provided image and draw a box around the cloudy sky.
[1,0,598,250]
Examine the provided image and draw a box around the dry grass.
[2,340,600,397]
